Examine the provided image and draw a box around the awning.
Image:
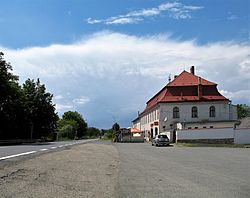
[130,128,141,133]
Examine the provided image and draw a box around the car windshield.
[158,135,168,138]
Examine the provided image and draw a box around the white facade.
[159,101,237,132]
[140,107,160,141]
[133,101,237,141]
[131,67,238,142]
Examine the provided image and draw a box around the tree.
[57,119,78,140]
[112,122,120,132]
[0,52,58,140]
[22,79,58,139]
[0,52,26,139]
[112,122,120,142]
[237,104,250,119]
[61,111,87,138]
[87,127,100,137]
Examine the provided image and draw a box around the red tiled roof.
[167,71,216,86]
[141,70,228,115]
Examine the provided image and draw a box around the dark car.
[151,134,170,146]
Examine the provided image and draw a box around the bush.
[57,124,76,140]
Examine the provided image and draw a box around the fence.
[234,128,250,144]
[177,127,250,144]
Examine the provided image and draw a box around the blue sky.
[0,0,249,128]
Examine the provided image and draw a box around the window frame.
[191,106,198,118]
[173,107,180,118]
[209,106,216,117]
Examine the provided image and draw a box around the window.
[191,106,198,118]
[173,107,180,118]
[210,106,216,117]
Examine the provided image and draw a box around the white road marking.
[39,148,48,151]
[0,140,97,161]
[0,151,37,161]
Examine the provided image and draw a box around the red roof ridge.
[167,70,216,87]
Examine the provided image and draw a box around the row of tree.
[0,52,58,139]
[0,52,101,140]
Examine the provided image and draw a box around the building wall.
[159,101,237,131]
[177,121,236,130]
[132,120,141,130]
[177,128,250,144]
[177,128,234,140]
[140,107,160,140]
[234,128,250,144]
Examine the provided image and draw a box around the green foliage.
[237,104,250,119]
[0,52,58,140]
[57,125,76,140]
[86,127,100,137]
[112,122,120,132]
[104,129,114,139]
[57,119,78,140]
[58,111,87,139]
[22,78,58,138]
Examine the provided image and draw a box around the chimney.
[137,111,140,117]
[190,66,195,75]
[198,77,202,99]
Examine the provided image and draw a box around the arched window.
[192,106,198,118]
[210,106,216,117]
[173,107,180,118]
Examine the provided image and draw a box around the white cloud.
[87,1,203,25]
[55,104,74,112]
[1,31,249,127]
[106,17,143,25]
[54,95,64,100]
[220,90,250,104]
[73,96,90,105]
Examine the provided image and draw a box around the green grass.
[175,143,250,148]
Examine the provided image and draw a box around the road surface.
[0,139,97,160]
[0,141,249,197]
[114,143,250,198]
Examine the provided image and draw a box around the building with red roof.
[132,66,237,142]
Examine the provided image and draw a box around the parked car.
[151,134,170,146]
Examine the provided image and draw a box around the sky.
[0,0,249,129]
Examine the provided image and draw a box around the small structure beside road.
[118,128,144,142]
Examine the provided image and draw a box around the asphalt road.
[0,141,249,197]
[0,141,119,198]
[114,143,250,198]
[0,139,97,160]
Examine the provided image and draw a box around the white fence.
[234,129,250,144]
[177,127,250,144]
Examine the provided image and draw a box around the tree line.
[0,52,100,140]
[1,52,249,140]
